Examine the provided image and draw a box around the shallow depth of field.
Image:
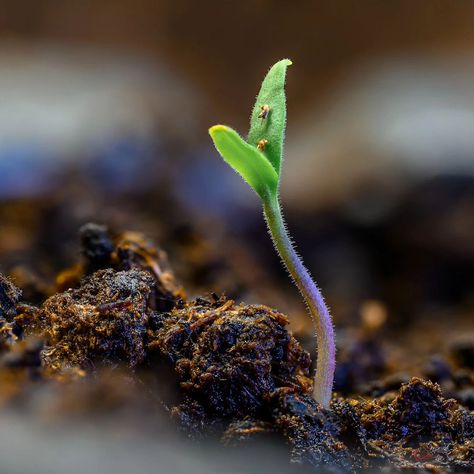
[0,3,473,473]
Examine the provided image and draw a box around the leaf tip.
[209,124,227,138]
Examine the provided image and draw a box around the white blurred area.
[284,54,474,208]
[1,44,474,207]
[0,42,199,148]
[0,42,200,196]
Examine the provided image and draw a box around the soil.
[0,180,473,473]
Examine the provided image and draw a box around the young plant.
[209,59,336,408]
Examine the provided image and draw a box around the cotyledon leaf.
[247,59,292,177]
[209,125,278,201]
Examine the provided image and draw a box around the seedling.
[209,59,336,407]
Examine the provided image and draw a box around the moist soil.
[0,182,473,474]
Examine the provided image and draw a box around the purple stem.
[263,195,336,408]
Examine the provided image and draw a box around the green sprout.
[209,59,336,408]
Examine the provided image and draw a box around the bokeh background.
[0,2,473,472]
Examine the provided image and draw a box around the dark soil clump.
[149,296,312,418]
[0,274,22,321]
[351,378,474,471]
[39,269,157,371]
[57,223,184,312]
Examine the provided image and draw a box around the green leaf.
[247,59,292,177]
[209,124,278,201]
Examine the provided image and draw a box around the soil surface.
[0,178,473,473]
[0,177,474,473]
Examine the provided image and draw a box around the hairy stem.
[263,194,336,408]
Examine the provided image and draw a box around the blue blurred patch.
[0,136,162,199]
[0,145,57,198]
[86,136,161,192]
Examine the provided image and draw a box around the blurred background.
[0,2,473,471]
